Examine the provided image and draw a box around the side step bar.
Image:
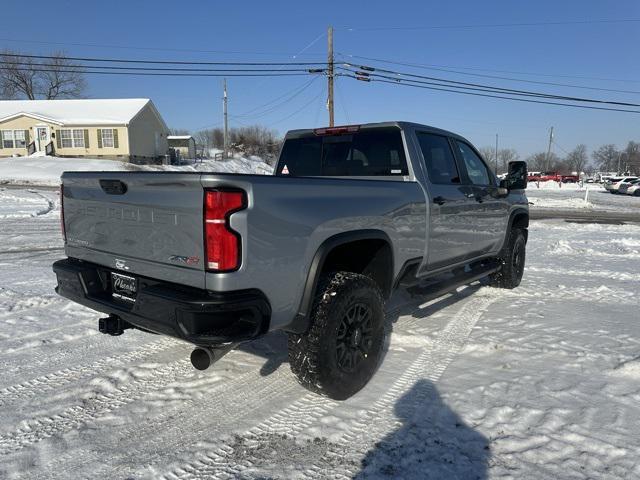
[406,260,501,302]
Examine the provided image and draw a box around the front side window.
[14,130,26,148]
[416,132,460,184]
[2,130,15,148]
[276,128,408,177]
[455,141,492,186]
[60,129,73,148]
[60,129,86,148]
[72,129,85,148]
[101,129,114,148]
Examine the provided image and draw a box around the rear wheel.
[287,272,386,400]
[489,228,526,289]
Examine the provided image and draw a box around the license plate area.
[111,272,138,302]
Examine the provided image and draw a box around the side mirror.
[506,161,527,190]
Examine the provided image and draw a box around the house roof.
[0,98,160,126]
[167,135,193,140]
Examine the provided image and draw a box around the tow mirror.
[506,161,527,190]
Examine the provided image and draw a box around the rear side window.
[455,140,492,186]
[276,128,408,176]
[416,132,460,184]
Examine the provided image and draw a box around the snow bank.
[0,154,272,186]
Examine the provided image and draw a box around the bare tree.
[564,144,588,174]
[622,141,640,175]
[478,146,495,165]
[592,144,620,172]
[0,50,86,100]
[498,148,519,173]
[526,152,560,171]
[169,128,191,136]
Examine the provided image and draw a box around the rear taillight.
[204,189,246,272]
[60,184,66,242]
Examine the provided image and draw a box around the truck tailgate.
[62,172,206,289]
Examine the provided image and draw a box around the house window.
[14,130,25,148]
[60,129,86,148]
[101,129,114,148]
[2,130,15,148]
[1,130,26,148]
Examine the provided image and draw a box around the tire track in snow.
[0,356,196,455]
[42,363,301,480]
[163,394,339,480]
[0,337,178,407]
[301,293,498,479]
[160,293,497,480]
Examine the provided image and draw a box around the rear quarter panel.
[200,174,427,331]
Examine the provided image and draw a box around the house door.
[35,126,50,151]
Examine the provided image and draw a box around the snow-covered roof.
[0,98,158,126]
[167,135,193,140]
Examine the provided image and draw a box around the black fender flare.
[502,208,529,250]
[284,229,393,334]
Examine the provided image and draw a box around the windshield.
[276,127,408,177]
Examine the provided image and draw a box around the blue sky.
[2,0,639,157]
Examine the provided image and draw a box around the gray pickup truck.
[53,122,528,400]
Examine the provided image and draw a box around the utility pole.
[495,133,499,174]
[545,126,554,171]
[223,78,228,160]
[617,151,623,174]
[327,26,335,127]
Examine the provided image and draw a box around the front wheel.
[489,228,526,289]
[287,272,386,400]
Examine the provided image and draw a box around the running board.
[406,261,501,301]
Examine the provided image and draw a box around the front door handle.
[433,196,446,205]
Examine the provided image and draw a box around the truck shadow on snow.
[238,283,484,378]
[356,379,490,479]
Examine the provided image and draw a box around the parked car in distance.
[607,177,639,194]
[618,179,640,195]
[53,121,529,400]
[625,182,640,196]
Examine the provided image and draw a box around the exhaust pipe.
[190,344,236,371]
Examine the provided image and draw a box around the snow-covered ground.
[0,154,272,186]
[0,187,639,479]
[526,182,640,212]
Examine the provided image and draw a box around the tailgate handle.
[99,179,128,195]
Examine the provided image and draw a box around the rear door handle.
[433,196,446,205]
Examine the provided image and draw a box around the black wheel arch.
[505,209,529,246]
[284,229,393,334]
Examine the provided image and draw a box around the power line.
[338,65,640,108]
[340,74,640,114]
[269,84,326,126]
[337,53,640,94]
[0,52,326,66]
[0,66,313,78]
[232,77,318,116]
[233,77,320,118]
[341,19,640,31]
[1,61,319,73]
[338,53,640,85]
[0,38,326,57]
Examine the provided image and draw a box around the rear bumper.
[53,258,270,346]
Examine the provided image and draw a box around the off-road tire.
[287,272,386,400]
[489,228,526,289]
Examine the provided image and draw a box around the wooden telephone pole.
[222,78,229,159]
[545,126,554,171]
[327,26,335,127]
